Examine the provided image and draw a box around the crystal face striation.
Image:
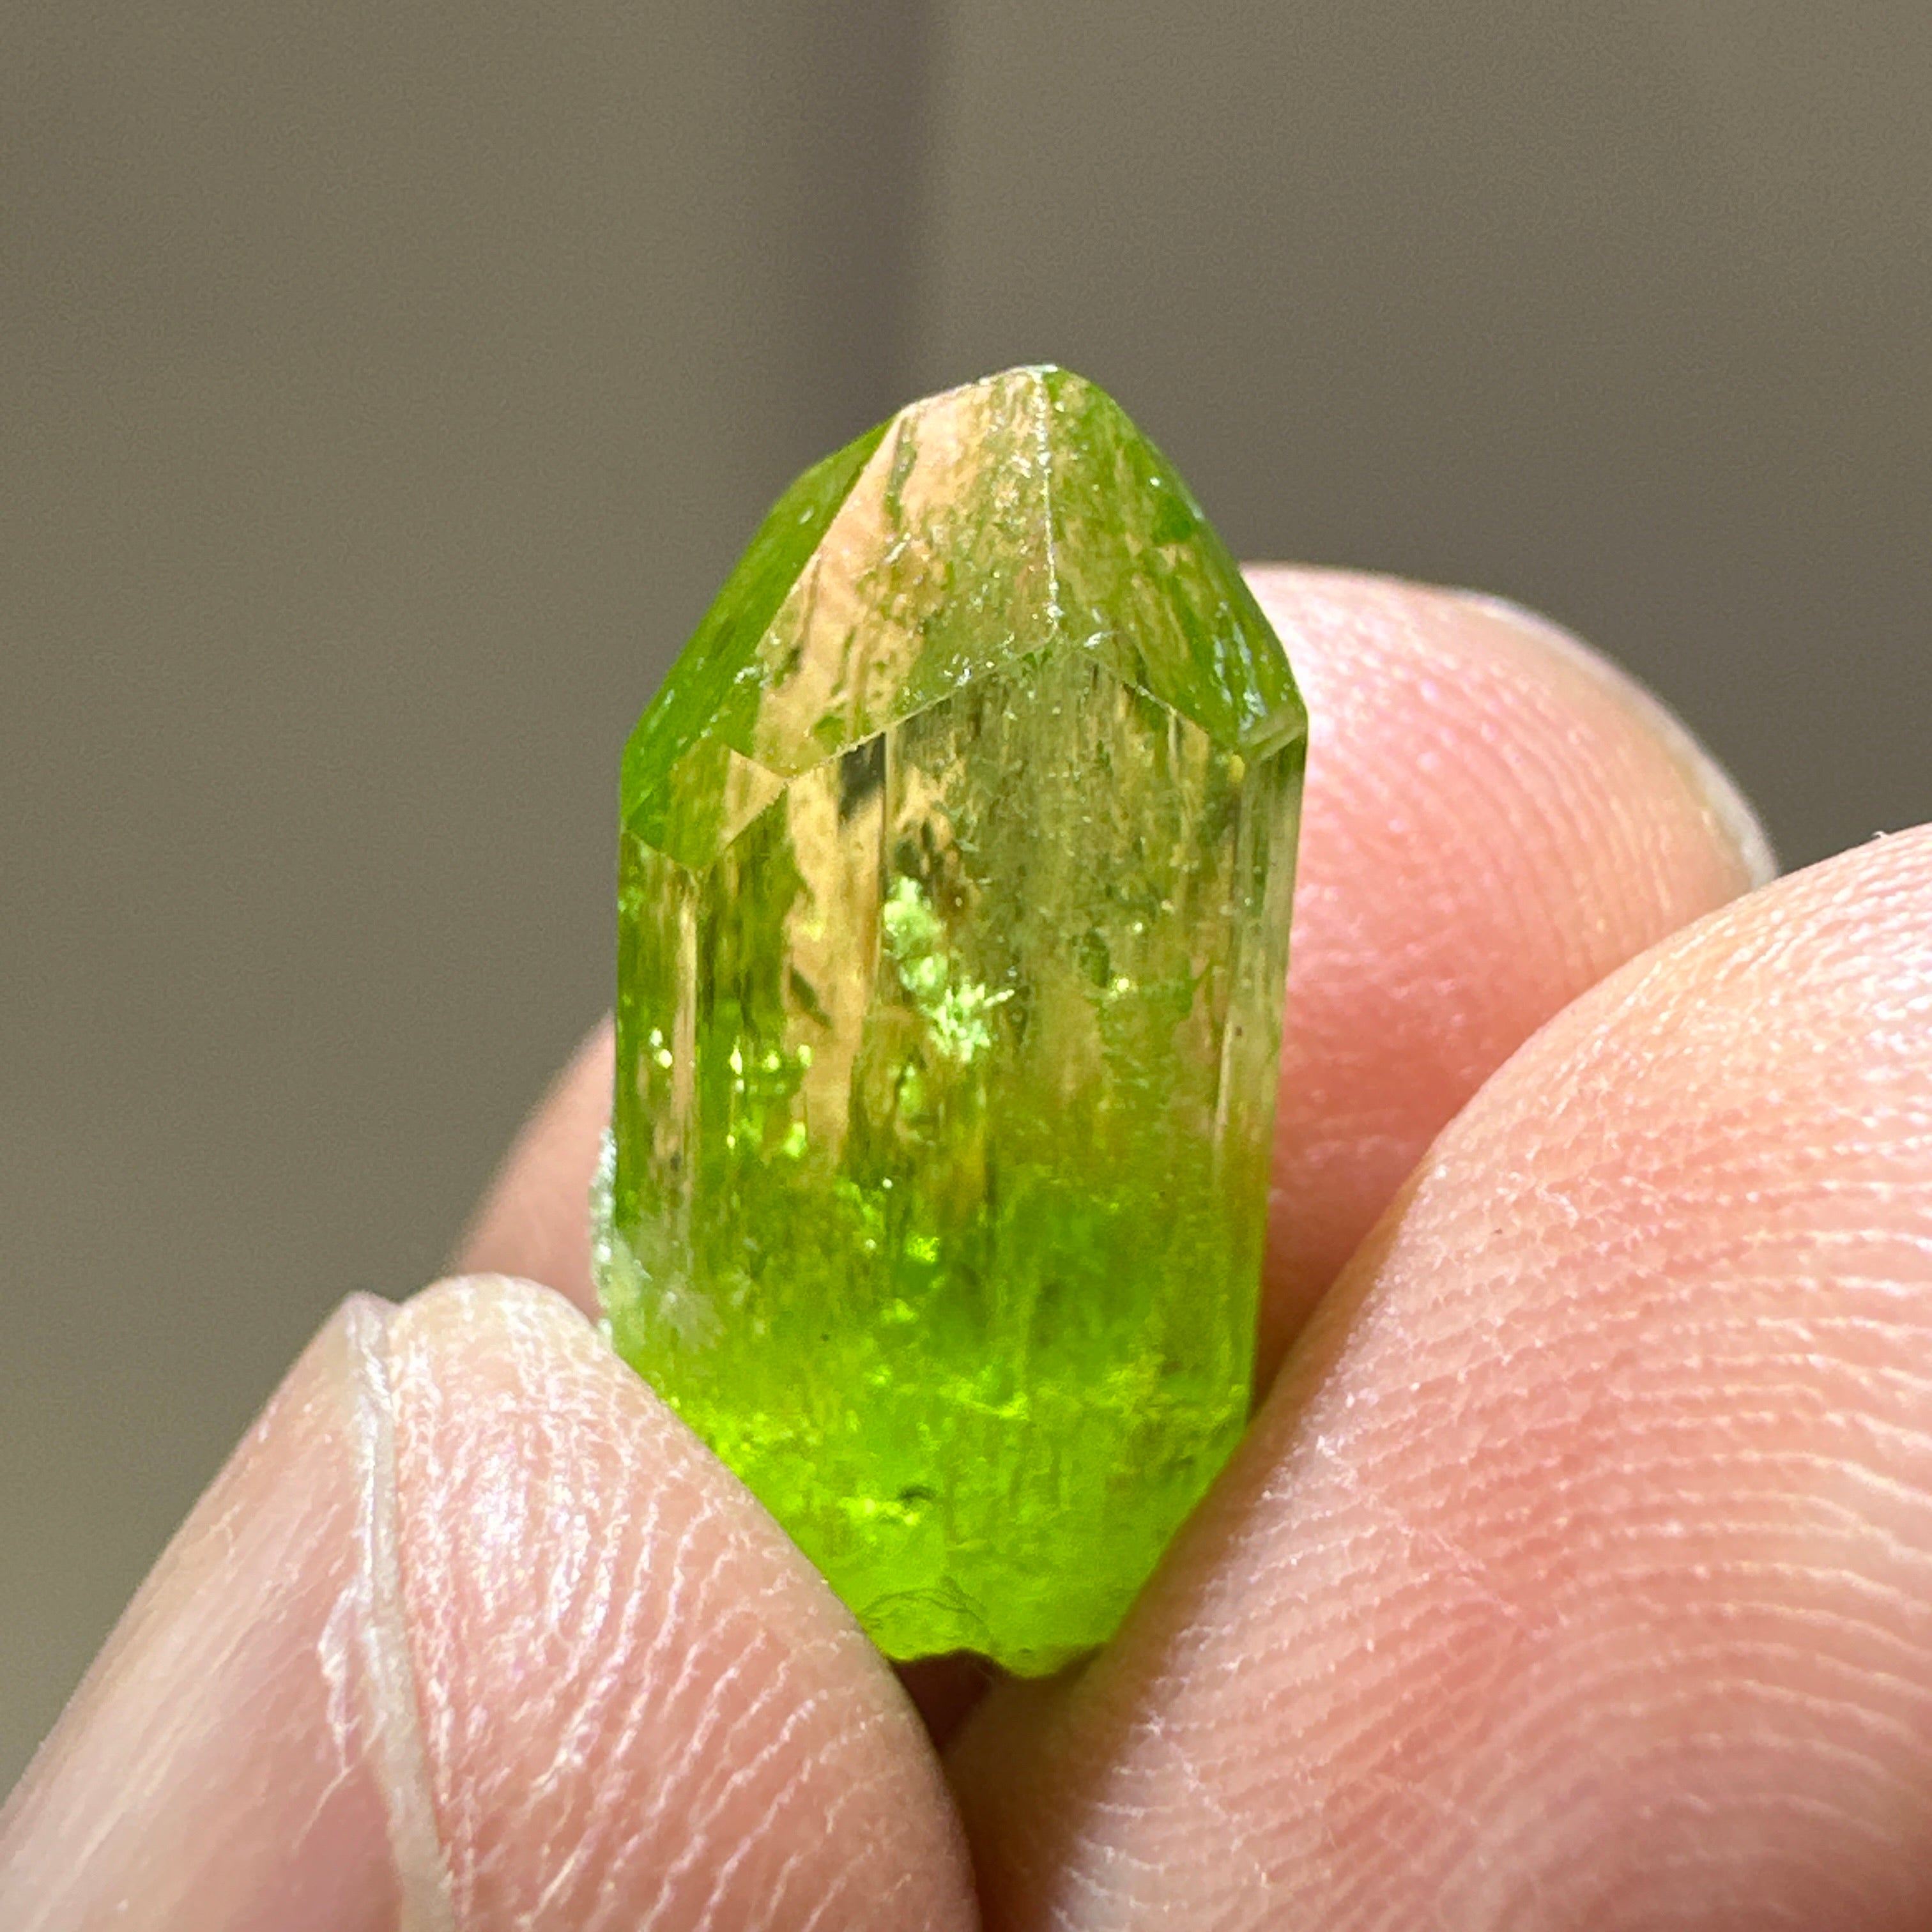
[600,367,1305,1674]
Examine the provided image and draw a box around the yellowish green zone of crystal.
[597,367,1305,1673]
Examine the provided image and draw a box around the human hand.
[7,570,1928,1929]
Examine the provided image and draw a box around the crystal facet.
[599,367,1305,1673]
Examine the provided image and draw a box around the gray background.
[3,1,1928,1787]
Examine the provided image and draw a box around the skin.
[5,567,1928,1930]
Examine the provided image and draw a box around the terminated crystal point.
[599,367,1305,1673]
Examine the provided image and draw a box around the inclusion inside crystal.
[599,367,1305,1674]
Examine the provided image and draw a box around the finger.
[0,1297,436,1932]
[0,1277,974,1932]
[953,825,1932,1931]
[1253,567,1771,1366]
[461,569,1771,1379]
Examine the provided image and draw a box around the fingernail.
[0,1296,452,1932]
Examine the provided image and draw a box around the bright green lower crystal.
[597,367,1305,1673]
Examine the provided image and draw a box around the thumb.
[1,1294,439,1928]
[0,1278,972,1931]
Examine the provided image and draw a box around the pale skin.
[6,567,1930,1930]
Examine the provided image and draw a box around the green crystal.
[598,367,1305,1674]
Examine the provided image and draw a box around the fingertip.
[0,1294,443,1932]
[1252,567,1775,1366]
[956,826,1932,1932]
[3,1276,975,1931]
[387,1272,976,1930]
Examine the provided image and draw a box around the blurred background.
[3,0,1928,1785]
